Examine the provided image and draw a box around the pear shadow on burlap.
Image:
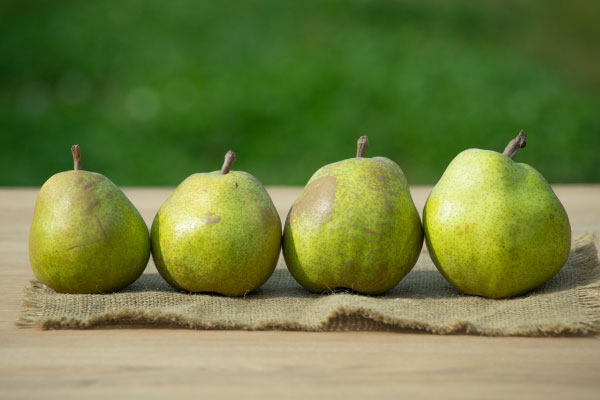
[122,270,319,298]
[122,253,582,300]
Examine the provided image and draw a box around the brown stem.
[220,150,236,174]
[71,144,82,170]
[356,136,369,158]
[502,130,527,160]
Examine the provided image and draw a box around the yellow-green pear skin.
[29,147,151,294]
[151,152,282,296]
[423,132,571,299]
[283,137,424,295]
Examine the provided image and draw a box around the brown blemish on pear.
[290,175,337,226]
[204,212,221,225]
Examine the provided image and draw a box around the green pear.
[29,145,150,293]
[151,151,282,296]
[283,136,424,295]
[423,131,571,298]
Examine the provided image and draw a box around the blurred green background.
[1,0,599,186]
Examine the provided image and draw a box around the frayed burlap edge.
[16,234,600,336]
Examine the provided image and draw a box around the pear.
[29,145,150,293]
[423,131,571,298]
[282,136,424,295]
[151,151,282,296]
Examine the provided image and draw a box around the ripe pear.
[29,145,151,293]
[151,151,282,296]
[282,136,424,295]
[423,131,571,298]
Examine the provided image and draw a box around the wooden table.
[1,186,599,399]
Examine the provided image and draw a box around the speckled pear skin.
[423,149,571,298]
[151,170,282,296]
[283,156,424,295]
[29,171,151,293]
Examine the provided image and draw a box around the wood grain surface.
[1,186,599,400]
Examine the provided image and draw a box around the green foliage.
[1,0,599,185]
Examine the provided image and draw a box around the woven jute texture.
[17,234,600,336]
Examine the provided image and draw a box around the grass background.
[1,0,599,186]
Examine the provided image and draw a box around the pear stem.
[71,144,82,170]
[220,150,236,174]
[356,136,369,158]
[502,130,527,160]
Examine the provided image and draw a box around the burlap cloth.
[16,234,600,336]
